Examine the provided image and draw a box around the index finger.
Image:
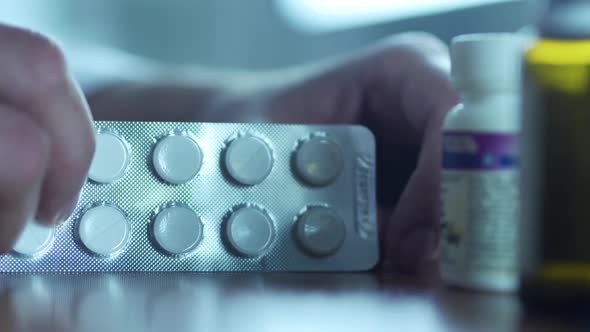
[0,24,95,224]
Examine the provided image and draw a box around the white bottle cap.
[88,131,131,184]
[13,221,55,257]
[153,134,202,185]
[451,33,526,93]
[78,204,131,257]
[152,205,203,255]
[226,206,274,257]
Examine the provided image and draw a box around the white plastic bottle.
[440,34,524,292]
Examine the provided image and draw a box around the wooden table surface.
[0,272,584,332]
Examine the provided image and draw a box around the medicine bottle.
[440,34,523,292]
[519,0,590,312]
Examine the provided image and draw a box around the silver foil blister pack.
[0,121,378,272]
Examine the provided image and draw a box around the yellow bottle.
[520,0,590,311]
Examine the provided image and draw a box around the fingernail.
[398,229,436,274]
[56,193,80,224]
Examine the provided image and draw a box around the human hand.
[230,33,459,273]
[0,24,94,252]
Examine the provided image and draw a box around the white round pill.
[153,205,203,255]
[296,207,345,257]
[294,137,343,186]
[88,131,131,183]
[78,205,131,256]
[225,136,273,185]
[226,206,274,256]
[153,134,202,185]
[12,222,55,257]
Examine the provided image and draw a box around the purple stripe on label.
[443,131,519,170]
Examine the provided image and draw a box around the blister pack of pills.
[0,121,378,272]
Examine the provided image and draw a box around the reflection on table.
[0,273,584,332]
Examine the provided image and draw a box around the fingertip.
[56,192,80,224]
[34,215,58,226]
[401,228,437,273]
[0,216,27,256]
[36,119,93,226]
[36,205,75,225]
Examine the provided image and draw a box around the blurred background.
[0,0,534,72]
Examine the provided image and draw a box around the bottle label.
[440,132,519,283]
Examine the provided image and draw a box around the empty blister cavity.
[88,130,131,183]
[294,136,343,186]
[226,206,274,257]
[224,136,273,185]
[152,204,203,256]
[153,133,202,184]
[296,207,345,257]
[78,203,131,257]
[12,221,55,257]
